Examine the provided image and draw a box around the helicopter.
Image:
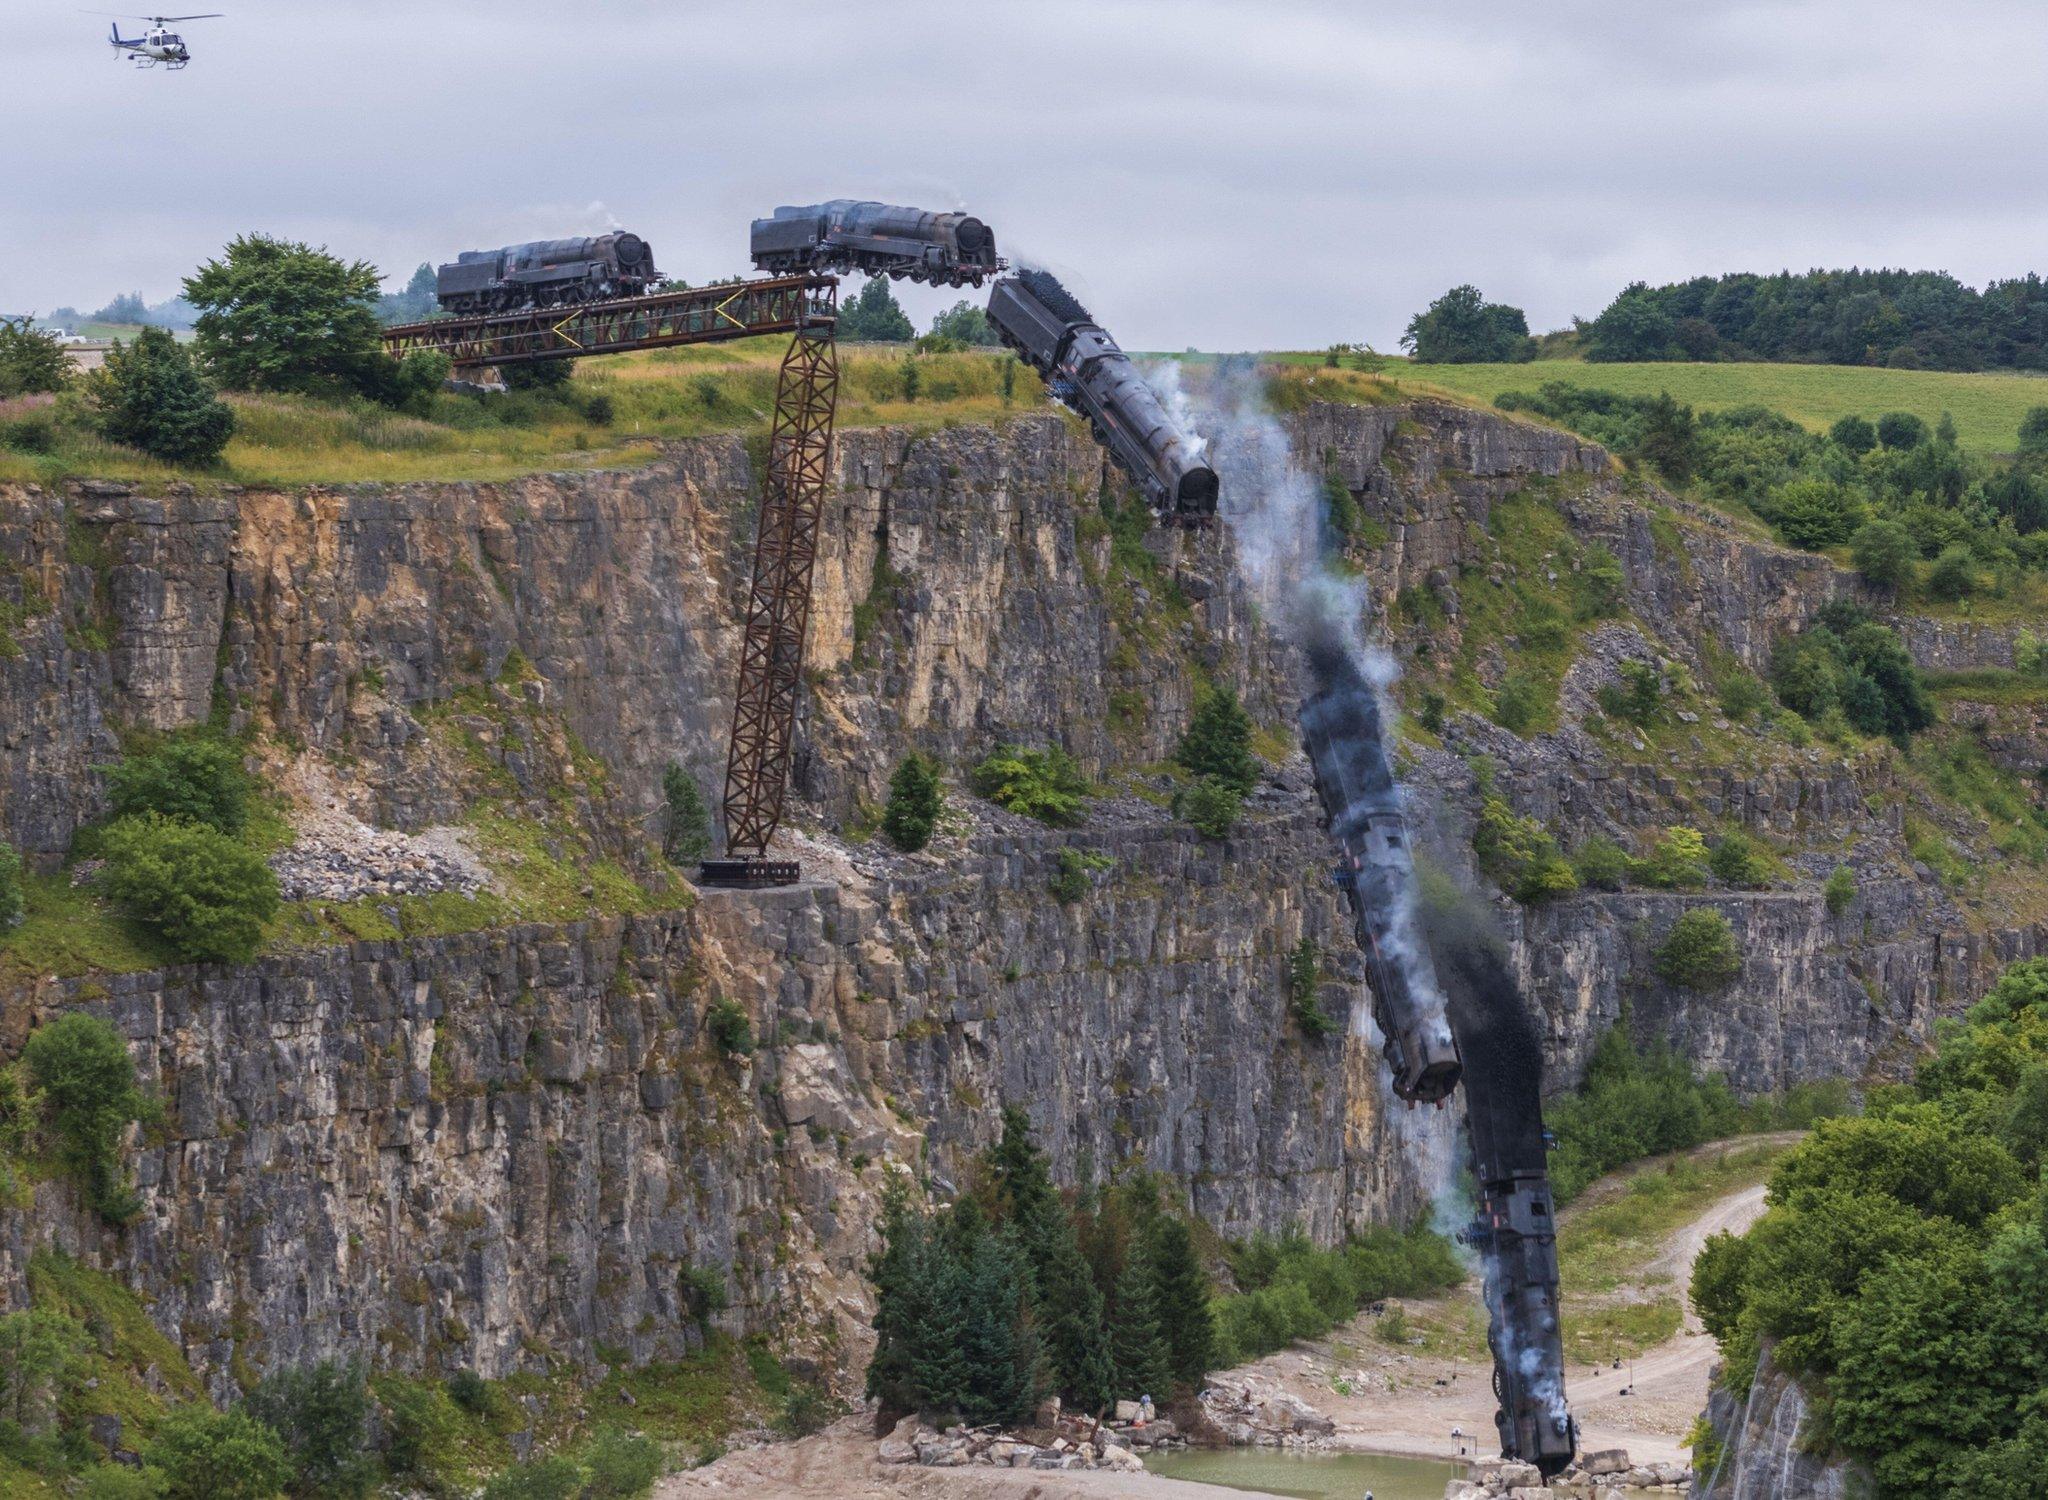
[92,12,222,69]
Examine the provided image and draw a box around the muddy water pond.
[1143,1448,1462,1499]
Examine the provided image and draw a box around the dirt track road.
[1243,1152,1780,1468]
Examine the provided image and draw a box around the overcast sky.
[7,1,2048,350]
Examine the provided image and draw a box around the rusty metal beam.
[381,275,836,369]
[708,322,840,877]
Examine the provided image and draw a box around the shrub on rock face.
[1825,865,1857,916]
[0,840,22,928]
[1654,909,1744,989]
[661,763,712,865]
[1472,796,1579,903]
[144,1405,293,1500]
[22,1011,150,1220]
[1708,830,1775,888]
[1049,846,1111,903]
[1571,836,1630,892]
[577,1428,663,1497]
[480,1454,585,1500]
[1176,688,1258,798]
[107,737,252,834]
[1634,826,1710,890]
[98,813,279,963]
[704,997,753,1058]
[242,1358,375,1499]
[1177,776,1243,839]
[971,744,1091,826]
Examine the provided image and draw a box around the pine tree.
[988,1106,1057,1239]
[90,327,235,465]
[882,753,944,852]
[959,1224,1038,1424]
[868,1195,969,1418]
[1176,687,1258,798]
[906,1217,971,1416]
[661,763,711,863]
[1034,1206,1115,1413]
[1109,1255,1171,1402]
[1145,1215,1215,1389]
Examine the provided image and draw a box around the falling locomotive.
[1297,619,1463,1103]
[749,200,1004,285]
[434,232,664,316]
[985,269,1219,523]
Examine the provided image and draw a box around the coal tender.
[986,269,1218,523]
[1298,619,1462,1103]
[750,200,1005,286]
[1430,923,1580,1478]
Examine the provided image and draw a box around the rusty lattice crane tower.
[383,276,842,888]
[697,326,839,886]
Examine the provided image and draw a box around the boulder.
[876,1436,916,1464]
[1100,1443,1144,1471]
[1501,1463,1542,1487]
[1114,1398,1142,1422]
[1584,1449,1630,1476]
[1508,1488,1554,1500]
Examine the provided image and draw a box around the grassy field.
[1313,356,2048,454]
[0,338,1050,488]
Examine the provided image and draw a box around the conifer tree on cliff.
[1177,686,1258,798]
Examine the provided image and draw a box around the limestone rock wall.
[3,397,2043,1396]
[3,798,1411,1396]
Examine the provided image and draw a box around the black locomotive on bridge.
[750,200,1004,286]
[986,269,1217,523]
[434,232,664,316]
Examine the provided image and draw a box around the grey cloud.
[7,1,2048,348]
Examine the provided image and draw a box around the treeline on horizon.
[1405,268,2048,371]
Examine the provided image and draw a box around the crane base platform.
[698,857,802,889]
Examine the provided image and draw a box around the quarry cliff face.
[0,398,2035,1392]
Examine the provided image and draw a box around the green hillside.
[1342,357,2048,455]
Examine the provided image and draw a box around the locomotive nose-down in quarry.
[986,267,1218,524]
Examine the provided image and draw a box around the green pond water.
[1143,1449,1461,1500]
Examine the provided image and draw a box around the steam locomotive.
[749,200,1004,285]
[985,269,1219,523]
[434,233,664,316]
[1298,622,1464,1103]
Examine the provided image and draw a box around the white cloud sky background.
[7,0,2048,349]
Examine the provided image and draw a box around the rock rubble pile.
[1198,1374,1338,1447]
[269,794,488,903]
[874,1398,1189,1472]
[1448,1449,1694,1499]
